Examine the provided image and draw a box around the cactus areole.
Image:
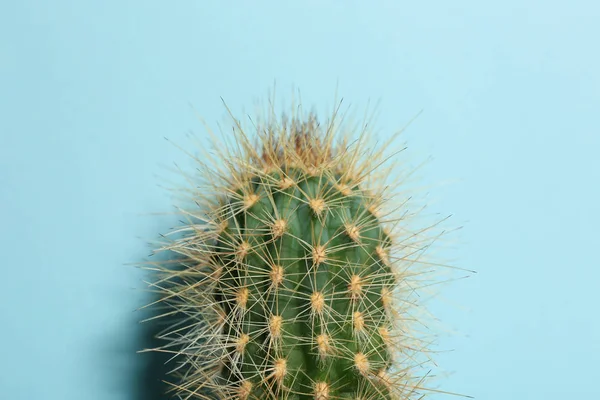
[149,101,450,399]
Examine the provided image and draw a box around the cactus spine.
[147,98,451,399]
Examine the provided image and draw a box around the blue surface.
[2,1,599,399]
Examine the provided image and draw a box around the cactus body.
[215,166,394,400]
[148,103,450,399]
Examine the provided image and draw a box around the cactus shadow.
[94,249,181,399]
[132,291,178,400]
[133,268,219,399]
[131,252,215,400]
[130,242,198,400]
[101,219,218,400]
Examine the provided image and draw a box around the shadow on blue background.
[96,243,179,399]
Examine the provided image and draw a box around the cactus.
[145,97,452,400]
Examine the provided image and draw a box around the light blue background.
[2,1,599,399]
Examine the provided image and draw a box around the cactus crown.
[146,98,451,400]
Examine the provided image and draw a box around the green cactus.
[146,99,451,400]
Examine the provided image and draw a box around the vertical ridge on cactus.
[143,94,456,400]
